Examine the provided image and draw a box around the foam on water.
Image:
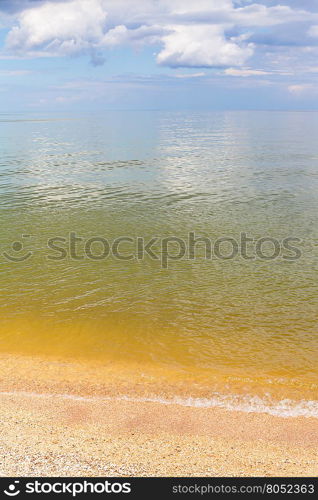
[2,390,318,418]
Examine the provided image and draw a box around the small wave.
[1,390,318,418]
[121,394,318,418]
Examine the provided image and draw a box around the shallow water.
[1,110,318,413]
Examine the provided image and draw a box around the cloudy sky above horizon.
[1,0,318,111]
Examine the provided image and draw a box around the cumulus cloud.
[3,0,256,67]
[6,0,107,54]
[157,25,253,68]
[3,0,318,71]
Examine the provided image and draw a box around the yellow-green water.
[1,111,318,415]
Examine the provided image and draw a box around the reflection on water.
[1,111,318,406]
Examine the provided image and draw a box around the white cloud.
[4,0,318,71]
[0,69,31,76]
[6,0,107,54]
[174,72,206,78]
[232,4,315,27]
[101,24,164,48]
[306,66,318,73]
[224,67,270,76]
[3,0,254,67]
[157,25,253,68]
[288,83,314,95]
[163,0,232,15]
[308,25,318,37]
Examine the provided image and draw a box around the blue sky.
[1,0,318,111]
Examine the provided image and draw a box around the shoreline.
[0,353,318,476]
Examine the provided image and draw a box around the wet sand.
[0,354,317,477]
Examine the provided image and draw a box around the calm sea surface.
[1,111,318,414]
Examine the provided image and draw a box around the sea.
[1,110,318,417]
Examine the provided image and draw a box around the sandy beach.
[0,353,317,477]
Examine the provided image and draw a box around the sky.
[1,0,318,111]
